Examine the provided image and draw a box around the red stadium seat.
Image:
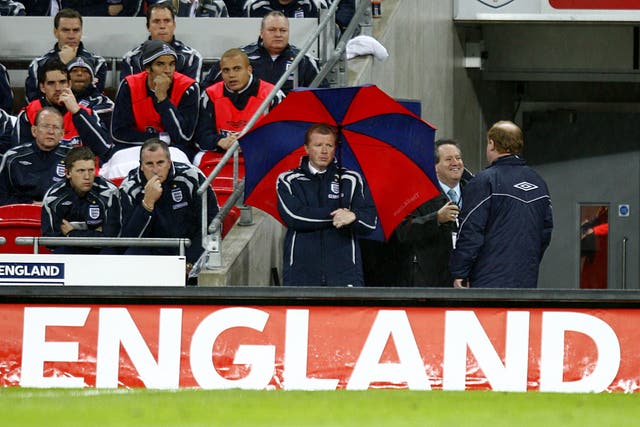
[0,204,50,254]
[197,152,244,234]
[197,151,245,181]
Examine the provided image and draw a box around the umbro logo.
[514,181,538,191]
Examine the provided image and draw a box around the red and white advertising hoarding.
[2,304,639,392]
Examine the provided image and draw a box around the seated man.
[121,2,203,81]
[201,11,326,94]
[67,57,115,130]
[0,107,72,206]
[13,59,112,163]
[41,146,121,254]
[25,8,107,102]
[148,0,230,17]
[0,0,26,15]
[195,48,284,158]
[244,0,319,19]
[119,138,218,270]
[196,0,229,17]
[0,62,13,112]
[57,0,141,16]
[107,40,199,178]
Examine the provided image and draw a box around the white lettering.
[95,308,182,389]
[20,307,90,388]
[0,264,61,276]
[190,307,275,389]
[347,310,431,390]
[283,309,339,390]
[539,312,620,392]
[442,311,530,391]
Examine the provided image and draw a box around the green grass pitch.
[2,388,638,426]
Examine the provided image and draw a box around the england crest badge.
[89,205,100,220]
[56,163,66,177]
[330,181,340,194]
[171,188,183,203]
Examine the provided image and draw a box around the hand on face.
[143,175,164,209]
[58,45,78,64]
[143,175,162,209]
[58,88,80,114]
[152,73,171,102]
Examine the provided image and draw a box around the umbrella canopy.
[239,85,439,240]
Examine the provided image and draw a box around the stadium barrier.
[1,286,639,392]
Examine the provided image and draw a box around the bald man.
[449,121,553,289]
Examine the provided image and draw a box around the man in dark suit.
[389,139,471,287]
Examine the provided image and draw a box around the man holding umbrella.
[276,123,378,287]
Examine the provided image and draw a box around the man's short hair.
[220,48,250,66]
[140,137,171,162]
[305,123,338,145]
[146,1,176,27]
[487,120,524,155]
[54,8,82,29]
[34,106,63,126]
[38,59,69,86]
[65,146,95,172]
[261,10,288,30]
[434,139,461,163]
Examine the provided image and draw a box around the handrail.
[312,0,371,87]
[209,180,245,235]
[195,1,347,270]
[15,237,191,256]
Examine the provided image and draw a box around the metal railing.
[15,237,191,256]
[194,0,355,272]
[194,0,373,273]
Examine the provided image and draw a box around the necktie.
[447,188,459,205]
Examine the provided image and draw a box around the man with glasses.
[0,107,72,206]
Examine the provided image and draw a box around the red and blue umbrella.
[239,85,440,240]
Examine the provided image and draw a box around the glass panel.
[579,205,609,289]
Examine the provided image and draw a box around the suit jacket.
[389,179,469,287]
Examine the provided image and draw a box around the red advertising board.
[2,304,639,392]
[549,0,640,8]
